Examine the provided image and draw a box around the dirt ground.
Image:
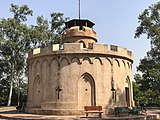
[0,106,159,120]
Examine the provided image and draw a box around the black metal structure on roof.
[65,19,95,29]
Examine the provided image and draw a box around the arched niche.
[95,57,103,65]
[115,59,120,67]
[125,76,132,107]
[78,72,96,109]
[79,40,86,48]
[122,60,126,68]
[41,59,50,101]
[71,57,81,64]
[33,75,42,108]
[34,60,41,76]
[106,57,112,65]
[127,62,130,69]
[60,57,70,66]
[82,57,93,64]
[50,58,58,102]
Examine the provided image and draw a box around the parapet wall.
[28,43,133,62]
[62,26,97,42]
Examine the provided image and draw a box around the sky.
[0,0,159,75]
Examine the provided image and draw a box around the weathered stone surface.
[27,19,134,115]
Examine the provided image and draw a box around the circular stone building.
[26,19,134,115]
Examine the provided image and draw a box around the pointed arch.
[78,72,96,108]
[35,60,41,65]
[81,73,96,106]
[34,60,41,77]
[71,57,81,64]
[42,59,49,66]
[41,59,50,101]
[50,58,58,65]
[79,40,86,48]
[95,57,103,65]
[34,60,41,68]
[106,57,112,65]
[122,60,126,68]
[34,75,40,85]
[60,57,70,65]
[115,59,120,67]
[33,75,42,108]
[130,64,132,69]
[125,76,131,87]
[125,76,132,107]
[127,62,130,69]
[82,57,93,64]
[50,58,58,102]
[28,61,34,102]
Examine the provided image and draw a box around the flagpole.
[78,0,80,19]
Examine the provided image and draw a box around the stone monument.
[26,19,134,115]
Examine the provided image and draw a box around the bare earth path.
[0,106,159,120]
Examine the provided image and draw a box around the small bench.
[132,106,147,115]
[114,107,132,116]
[84,106,103,118]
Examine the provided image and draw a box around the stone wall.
[27,43,133,115]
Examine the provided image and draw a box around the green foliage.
[0,77,9,106]
[30,13,69,47]
[0,4,33,106]
[0,4,68,106]
[50,12,69,44]
[10,4,33,22]
[133,74,157,105]
[134,2,160,106]
[30,16,51,47]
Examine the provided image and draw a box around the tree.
[0,4,68,106]
[50,12,68,44]
[133,73,155,105]
[0,4,33,106]
[0,60,10,106]
[135,2,160,106]
[133,74,143,102]
[30,13,68,47]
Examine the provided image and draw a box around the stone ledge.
[25,108,84,115]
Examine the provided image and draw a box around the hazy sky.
[0,0,159,74]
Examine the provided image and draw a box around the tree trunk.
[7,68,14,106]
[7,76,13,106]
[17,77,21,106]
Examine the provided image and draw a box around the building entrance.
[78,73,96,109]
